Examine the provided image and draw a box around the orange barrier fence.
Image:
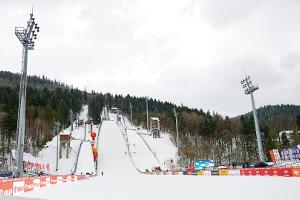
[0,175,89,196]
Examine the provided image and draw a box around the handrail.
[118,114,163,166]
[73,140,84,174]
[134,129,163,166]
[115,121,143,174]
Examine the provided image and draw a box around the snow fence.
[0,174,89,196]
[146,167,300,177]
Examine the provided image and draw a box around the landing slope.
[97,120,139,176]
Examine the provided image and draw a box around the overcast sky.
[1,0,300,117]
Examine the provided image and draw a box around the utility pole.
[15,10,40,177]
[70,110,73,132]
[173,108,180,154]
[146,97,149,132]
[129,103,133,126]
[241,75,265,162]
[55,121,60,171]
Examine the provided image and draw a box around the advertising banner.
[62,175,67,183]
[50,176,57,184]
[24,179,34,193]
[33,178,40,190]
[273,149,281,163]
[203,171,211,176]
[40,177,46,187]
[292,146,300,159]
[219,169,229,176]
[240,169,250,176]
[292,168,300,177]
[57,176,63,183]
[191,171,197,176]
[229,169,240,176]
[13,180,25,195]
[197,171,204,176]
[46,177,51,186]
[278,167,293,177]
[0,180,13,195]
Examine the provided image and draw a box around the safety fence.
[146,167,300,177]
[0,174,89,196]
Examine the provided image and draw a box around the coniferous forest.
[1,71,300,167]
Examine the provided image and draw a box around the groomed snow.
[22,175,300,200]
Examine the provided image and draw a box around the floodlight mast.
[241,75,265,162]
[173,108,180,153]
[129,103,133,126]
[15,11,40,177]
[145,97,149,132]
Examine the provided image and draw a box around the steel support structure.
[241,75,265,162]
[173,108,180,153]
[15,11,39,177]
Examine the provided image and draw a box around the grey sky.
[1,0,300,117]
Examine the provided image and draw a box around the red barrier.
[240,169,250,176]
[0,179,13,195]
[0,175,89,196]
[24,178,34,192]
[63,175,68,183]
[50,176,57,184]
[40,177,47,187]
[278,168,293,177]
[292,168,300,177]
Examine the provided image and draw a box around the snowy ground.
[22,174,300,200]
[21,111,300,200]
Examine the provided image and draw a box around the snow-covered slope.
[117,113,177,170]
[97,120,139,176]
[38,105,95,175]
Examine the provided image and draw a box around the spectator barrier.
[0,174,88,196]
[146,167,300,178]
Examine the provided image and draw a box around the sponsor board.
[229,169,240,176]
[33,178,40,190]
[13,180,25,195]
[219,169,229,176]
[203,171,211,176]
[40,177,47,187]
[57,176,63,183]
[50,176,57,184]
[62,175,68,183]
[292,168,300,177]
[46,177,51,186]
[0,180,13,195]
[211,170,219,176]
[197,171,204,176]
[24,179,34,192]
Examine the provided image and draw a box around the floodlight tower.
[129,103,133,126]
[173,108,180,153]
[241,75,265,162]
[145,97,149,132]
[15,11,40,177]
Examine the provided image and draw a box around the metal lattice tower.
[15,10,40,177]
[241,75,265,162]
